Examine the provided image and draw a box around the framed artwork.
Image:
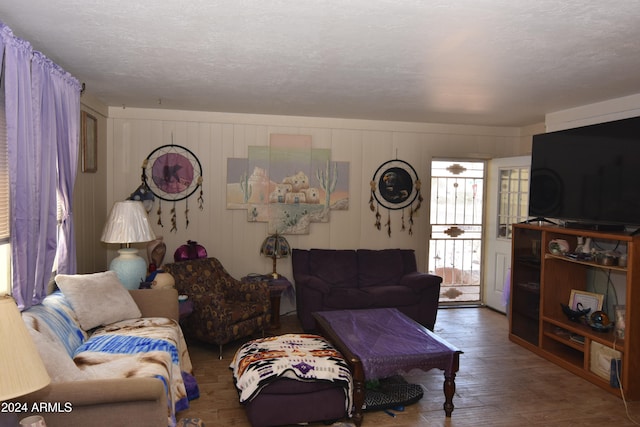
[225,134,350,235]
[81,111,97,173]
[569,290,604,314]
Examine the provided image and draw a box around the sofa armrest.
[17,378,167,427]
[129,288,179,322]
[296,275,332,294]
[400,272,443,292]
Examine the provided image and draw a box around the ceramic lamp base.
[110,248,147,290]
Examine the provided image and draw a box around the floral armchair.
[162,257,271,358]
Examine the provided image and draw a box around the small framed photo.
[81,111,97,173]
[569,289,604,314]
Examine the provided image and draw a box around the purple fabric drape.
[49,57,81,276]
[1,22,81,309]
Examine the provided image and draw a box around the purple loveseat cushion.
[357,249,404,287]
[363,285,416,307]
[324,288,374,309]
[309,249,358,288]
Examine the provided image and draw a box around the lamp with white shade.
[0,295,51,425]
[101,200,156,289]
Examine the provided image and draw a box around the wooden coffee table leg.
[345,356,365,426]
[443,351,460,417]
[443,371,456,416]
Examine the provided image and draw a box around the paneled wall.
[75,94,109,274]
[102,107,524,313]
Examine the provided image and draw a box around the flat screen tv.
[529,115,640,230]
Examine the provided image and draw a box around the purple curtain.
[49,56,81,276]
[1,22,81,309]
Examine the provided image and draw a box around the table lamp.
[101,200,156,289]
[260,232,291,279]
[0,295,51,425]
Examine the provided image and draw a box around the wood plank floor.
[177,308,640,426]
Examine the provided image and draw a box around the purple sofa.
[292,248,442,331]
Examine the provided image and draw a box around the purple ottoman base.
[243,378,348,427]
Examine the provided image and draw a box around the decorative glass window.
[497,167,529,239]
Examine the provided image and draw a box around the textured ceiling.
[1,1,640,126]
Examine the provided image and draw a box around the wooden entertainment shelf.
[509,223,640,399]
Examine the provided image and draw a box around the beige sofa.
[15,271,193,427]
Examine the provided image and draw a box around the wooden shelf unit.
[509,223,640,399]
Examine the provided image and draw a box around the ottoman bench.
[230,334,353,427]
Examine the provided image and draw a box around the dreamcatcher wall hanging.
[369,159,422,236]
[132,144,204,232]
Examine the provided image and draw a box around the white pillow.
[55,271,142,330]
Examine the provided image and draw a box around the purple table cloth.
[315,308,461,379]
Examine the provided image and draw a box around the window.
[0,89,10,295]
[497,167,529,239]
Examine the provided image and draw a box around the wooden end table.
[267,276,292,329]
[242,275,293,330]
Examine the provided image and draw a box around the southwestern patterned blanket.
[230,333,353,415]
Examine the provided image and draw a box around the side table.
[241,274,293,330]
[267,276,293,329]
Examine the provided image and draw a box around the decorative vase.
[110,248,147,290]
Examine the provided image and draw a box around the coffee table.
[313,308,462,426]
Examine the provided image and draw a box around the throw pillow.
[55,271,142,330]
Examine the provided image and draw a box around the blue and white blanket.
[23,292,198,427]
[74,317,195,427]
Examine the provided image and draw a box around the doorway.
[429,160,485,304]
